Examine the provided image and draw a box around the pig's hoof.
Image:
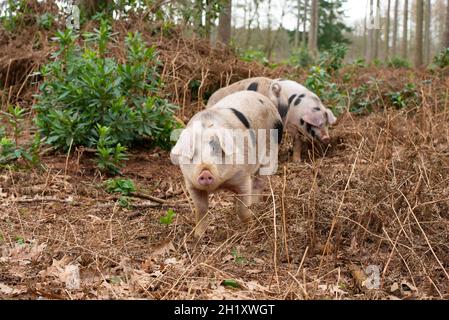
[193,226,207,239]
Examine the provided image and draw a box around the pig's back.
[206,77,272,108]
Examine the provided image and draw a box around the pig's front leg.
[233,175,253,223]
[292,131,303,162]
[186,184,209,238]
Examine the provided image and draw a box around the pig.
[206,77,337,162]
[171,91,282,238]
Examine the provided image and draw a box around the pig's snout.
[321,135,330,144]
[198,170,214,186]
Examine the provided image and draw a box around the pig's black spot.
[300,118,304,125]
[288,94,297,106]
[294,94,305,106]
[247,82,259,91]
[273,120,283,144]
[230,108,250,129]
[249,129,257,146]
[277,102,289,119]
[313,106,321,112]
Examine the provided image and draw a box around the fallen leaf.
[0,283,27,295]
[246,281,269,292]
[222,279,241,289]
[390,282,399,293]
[60,265,80,290]
[151,240,175,258]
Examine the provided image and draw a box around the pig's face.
[171,123,240,192]
[275,80,337,143]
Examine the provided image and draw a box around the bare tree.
[308,0,319,56]
[445,0,449,48]
[424,0,431,64]
[402,0,409,59]
[294,0,301,48]
[415,0,424,67]
[302,0,308,47]
[374,0,380,59]
[385,0,391,60]
[218,0,232,45]
[366,0,374,62]
[392,0,399,56]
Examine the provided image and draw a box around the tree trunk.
[302,0,308,47]
[415,0,424,67]
[294,0,301,48]
[445,0,449,48]
[195,0,204,34]
[385,0,391,60]
[366,0,374,62]
[402,0,409,59]
[218,0,232,45]
[308,0,319,56]
[424,0,431,64]
[392,0,399,56]
[204,0,212,40]
[374,0,380,59]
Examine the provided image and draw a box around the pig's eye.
[209,139,224,156]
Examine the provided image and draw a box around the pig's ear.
[170,129,194,164]
[325,108,337,125]
[303,112,324,128]
[271,83,282,98]
[217,129,235,155]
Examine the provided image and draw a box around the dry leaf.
[60,265,81,290]
[0,283,27,295]
[151,240,175,258]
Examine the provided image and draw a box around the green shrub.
[0,106,41,167]
[318,44,348,74]
[289,47,315,68]
[33,21,179,173]
[304,66,345,116]
[387,56,411,69]
[104,178,136,195]
[239,48,269,66]
[386,83,419,109]
[433,48,449,68]
[0,0,28,31]
[37,12,54,30]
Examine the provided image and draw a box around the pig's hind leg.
[251,175,266,204]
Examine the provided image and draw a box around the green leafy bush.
[0,0,28,31]
[387,56,411,69]
[0,106,41,167]
[104,178,136,195]
[37,12,54,30]
[433,48,449,68]
[239,48,269,66]
[304,66,345,115]
[318,44,348,74]
[33,21,179,173]
[289,47,315,68]
[160,209,176,225]
[386,83,419,109]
